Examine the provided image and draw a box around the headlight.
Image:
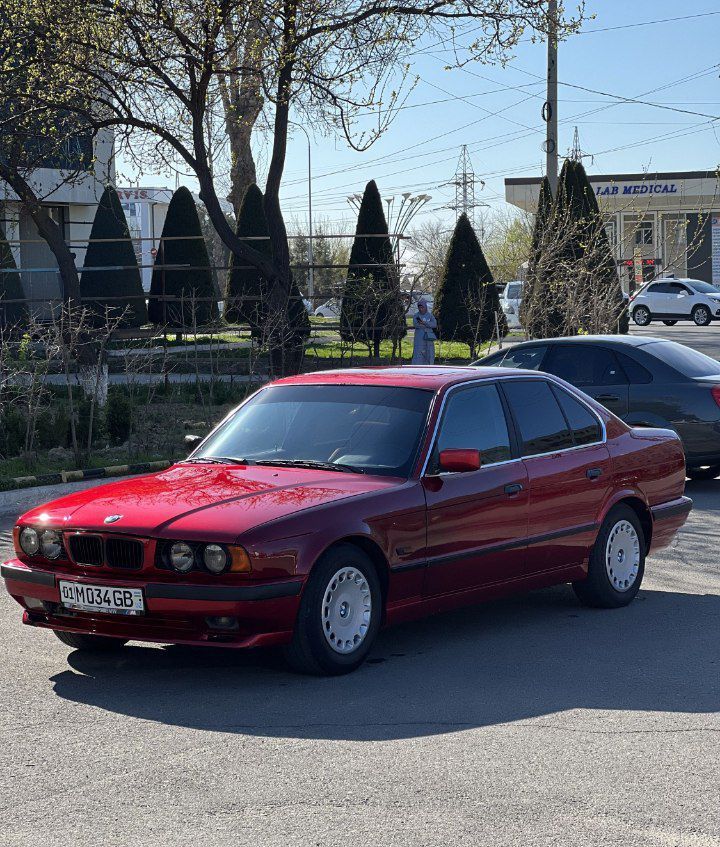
[203,544,228,574]
[19,527,40,556]
[39,529,63,559]
[169,542,195,573]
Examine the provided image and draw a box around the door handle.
[504,483,523,496]
[586,468,602,480]
[595,394,620,403]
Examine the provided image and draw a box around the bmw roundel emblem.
[104,515,123,524]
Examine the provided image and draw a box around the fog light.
[206,616,238,631]
[169,542,195,573]
[19,527,40,556]
[203,544,228,574]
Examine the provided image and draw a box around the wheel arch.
[612,496,653,553]
[317,535,391,617]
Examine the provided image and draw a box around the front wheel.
[662,320,678,326]
[54,630,128,651]
[692,305,712,326]
[573,505,645,608]
[687,464,720,481]
[632,306,651,326]
[284,544,382,675]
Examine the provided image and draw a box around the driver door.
[422,382,529,597]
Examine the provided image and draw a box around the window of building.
[502,380,574,456]
[635,220,653,246]
[433,384,512,468]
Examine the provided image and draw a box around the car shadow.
[49,584,720,740]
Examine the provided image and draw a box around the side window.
[502,380,574,455]
[552,386,602,446]
[544,345,627,386]
[434,384,512,468]
[616,352,653,384]
[492,345,548,370]
[648,282,669,294]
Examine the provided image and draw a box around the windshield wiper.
[182,456,255,466]
[255,459,364,474]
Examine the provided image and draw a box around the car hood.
[19,464,401,542]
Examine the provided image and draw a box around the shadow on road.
[49,584,720,740]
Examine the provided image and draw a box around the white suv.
[630,277,720,327]
[500,280,523,328]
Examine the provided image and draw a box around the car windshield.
[474,345,548,370]
[645,340,720,377]
[689,281,720,294]
[194,384,433,477]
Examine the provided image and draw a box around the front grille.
[106,537,144,570]
[68,534,103,566]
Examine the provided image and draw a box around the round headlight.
[39,529,63,559]
[203,544,228,574]
[19,527,40,556]
[169,542,195,573]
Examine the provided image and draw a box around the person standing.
[411,298,437,365]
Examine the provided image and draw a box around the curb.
[0,460,172,493]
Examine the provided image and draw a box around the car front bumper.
[1,560,303,648]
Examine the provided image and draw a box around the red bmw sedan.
[2,367,691,675]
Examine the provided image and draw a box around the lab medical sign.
[595,183,679,197]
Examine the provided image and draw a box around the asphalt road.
[0,323,719,847]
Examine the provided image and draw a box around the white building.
[505,170,720,292]
[116,187,174,291]
[0,130,114,320]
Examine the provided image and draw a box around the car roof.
[272,366,530,391]
[489,335,667,349]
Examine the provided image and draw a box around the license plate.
[58,580,144,615]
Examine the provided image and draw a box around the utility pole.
[544,0,558,196]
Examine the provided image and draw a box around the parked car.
[476,335,720,479]
[630,277,720,326]
[314,299,340,318]
[3,367,690,674]
[500,280,524,328]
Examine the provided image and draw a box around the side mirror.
[438,448,481,473]
[184,434,203,448]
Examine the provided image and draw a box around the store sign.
[712,216,720,285]
[595,183,679,197]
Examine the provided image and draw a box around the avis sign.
[595,183,679,197]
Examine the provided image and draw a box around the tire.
[692,305,712,326]
[686,464,720,481]
[573,505,645,609]
[632,306,651,326]
[53,630,128,651]
[662,320,677,326]
[284,544,382,675]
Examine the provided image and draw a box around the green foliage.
[340,180,405,355]
[80,186,148,328]
[0,408,25,457]
[106,393,133,445]
[148,187,218,328]
[224,183,270,331]
[435,214,507,355]
[0,223,27,329]
[522,176,561,337]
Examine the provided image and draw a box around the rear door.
[543,343,629,417]
[422,382,529,595]
[500,378,612,575]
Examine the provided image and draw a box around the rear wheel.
[632,306,651,326]
[573,505,645,608]
[692,304,712,326]
[686,464,720,481]
[662,320,678,326]
[284,544,382,675]
[54,630,128,651]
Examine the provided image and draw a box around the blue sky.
[119,2,720,232]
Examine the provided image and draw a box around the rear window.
[644,341,720,377]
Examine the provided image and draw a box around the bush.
[106,393,133,445]
[0,408,25,457]
[35,410,56,449]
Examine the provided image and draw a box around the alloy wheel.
[605,520,640,592]
[321,567,372,654]
[694,306,710,326]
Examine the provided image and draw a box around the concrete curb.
[0,460,171,494]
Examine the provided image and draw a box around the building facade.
[0,130,114,320]
[116,187,174,292]
[505,170,720,292]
